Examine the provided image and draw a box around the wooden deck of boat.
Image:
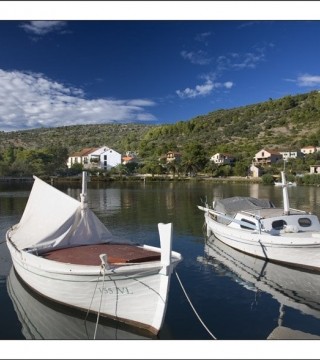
[42,244,161,266]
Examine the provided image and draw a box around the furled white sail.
[9,176,115,252]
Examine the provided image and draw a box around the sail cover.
[213,196,275,217]
[9,176,118,252]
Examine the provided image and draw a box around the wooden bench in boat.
[42,244,161,266]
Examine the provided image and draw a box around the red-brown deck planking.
[42,244,161,266]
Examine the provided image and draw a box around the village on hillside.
[66,144,320,181]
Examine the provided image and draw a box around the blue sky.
[1,2,320,132]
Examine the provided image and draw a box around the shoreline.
[0,174,262,184]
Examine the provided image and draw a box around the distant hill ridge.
[1,90,320,159]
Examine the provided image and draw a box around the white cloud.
[181,50,211,65]
[176,79,233,99]
[176,80,214,99]
[0,69,156,131]
[20,21,67,36]
[224,81,233,89]
[217,50,265,72]
[178,44,266,100]
[297,74,320,87]
[195,32,212,45]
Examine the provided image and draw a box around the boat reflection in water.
[198,235,320,339]
[6,267,154,340]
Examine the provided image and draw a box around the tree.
[45,145,69,175]
[166,159,180,177]
[181,142,207,175]
[140,159,163,177]
[261,173,274,184]
[204,161,219,177]
[220,165,232,177]
[233,161,249,177]
[111,164,128,178]
[125,161,139,175]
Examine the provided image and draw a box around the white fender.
[158,223,173,275]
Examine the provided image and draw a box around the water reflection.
[6,267,153,340]
[4,180,320,340]
[198,235,320,339]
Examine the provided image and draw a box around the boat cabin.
[230,208,320,235]
[213,196,320,235]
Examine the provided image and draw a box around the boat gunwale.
[205,213,320,245]
[6,233,181,277]
[237,207,309,219]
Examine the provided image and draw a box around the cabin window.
[298,218,312,227]
[240,219,256,230]
[272,220,287,230]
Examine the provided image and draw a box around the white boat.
[6,172,182,336]
[274,180,297,187]
[7,266,152,340]
[198,171,320,272]
[197,236,320,339]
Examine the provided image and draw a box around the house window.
[104,155,107,160]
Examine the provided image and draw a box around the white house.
[301,146,317,155]
[254,149,282,165]
[89,147,122,170]
[66,147,97,168]
[67,146,121,170]
[210,153,235,165]
[310,165,320,174]
[166,151,181,163]
[249,163,262,178]
[279,150,303,161]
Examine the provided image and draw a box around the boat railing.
[198,205,262,232]
[287,207,308,214]
[241,210,263,219]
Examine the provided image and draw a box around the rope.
[175,270,217,340]
[84,273,100,322]
[94,263,106,340]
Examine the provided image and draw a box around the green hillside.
[1,90,320,157]
[0,123,153,154]
[139,90,320,158]
[1,90,320,177]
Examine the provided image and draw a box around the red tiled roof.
[122,156,134,162]
[70,147,99,157]
[263,148,281,155]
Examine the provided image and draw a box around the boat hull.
[6,238,180,335]
[204,212,320,272]
[7,267,153,339]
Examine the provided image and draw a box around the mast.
[281,171,290,215]
[80,171,88,210]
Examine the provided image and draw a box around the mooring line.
[94,261,106,340]
[175,270,217,340]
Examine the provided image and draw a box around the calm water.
[2,179,320,342]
